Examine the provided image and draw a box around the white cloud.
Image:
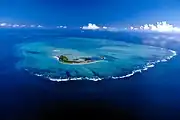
[57,25,67,29]
[37,25,43,28]
[82,23,100,30]
[129,21,180,33]
[63,26,67,29]
[103,26,108,29]
[144,24,149,30]
[0,23,7,27]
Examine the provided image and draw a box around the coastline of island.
[53,55,105,65]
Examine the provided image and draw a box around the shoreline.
[52,56,105,65]
[39,49,177,81]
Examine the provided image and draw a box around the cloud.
[129,21,180,33]
[142,33,180,50]
[81,23,114,31]
[106,27,120,32]
[57,25,67,29]
[0,23,7,27]
[37,25,43,28]
[20,25,26,27]
[102,26,107,29]
[82,23,100,30]
[12,24,20,27]
[63,26,67,29]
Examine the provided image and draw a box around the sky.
[1,0,180,27]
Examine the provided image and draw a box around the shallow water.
[15,37,176,81]
[1,30,180,120]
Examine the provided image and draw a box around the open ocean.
[0,29,180,120]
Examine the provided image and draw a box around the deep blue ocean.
[0,29,180,120]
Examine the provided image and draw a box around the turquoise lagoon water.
[15,37,176,81]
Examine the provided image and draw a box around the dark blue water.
[0,29,180,120]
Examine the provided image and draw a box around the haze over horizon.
[1,0,180,27]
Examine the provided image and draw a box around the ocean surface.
[0,29,180,120]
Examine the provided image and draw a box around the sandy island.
[53,55,105,65]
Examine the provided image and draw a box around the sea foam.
[33,49,177,82]
[18,38,177,82]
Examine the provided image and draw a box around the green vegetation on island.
[58,55,105,64]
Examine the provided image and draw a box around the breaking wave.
[16,37,177,82]
[32,50,177,82]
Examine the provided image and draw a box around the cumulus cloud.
[81,23,114,31]
[82,23,100,30]
[129,21,180,33]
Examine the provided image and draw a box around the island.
[57,55,105,64]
